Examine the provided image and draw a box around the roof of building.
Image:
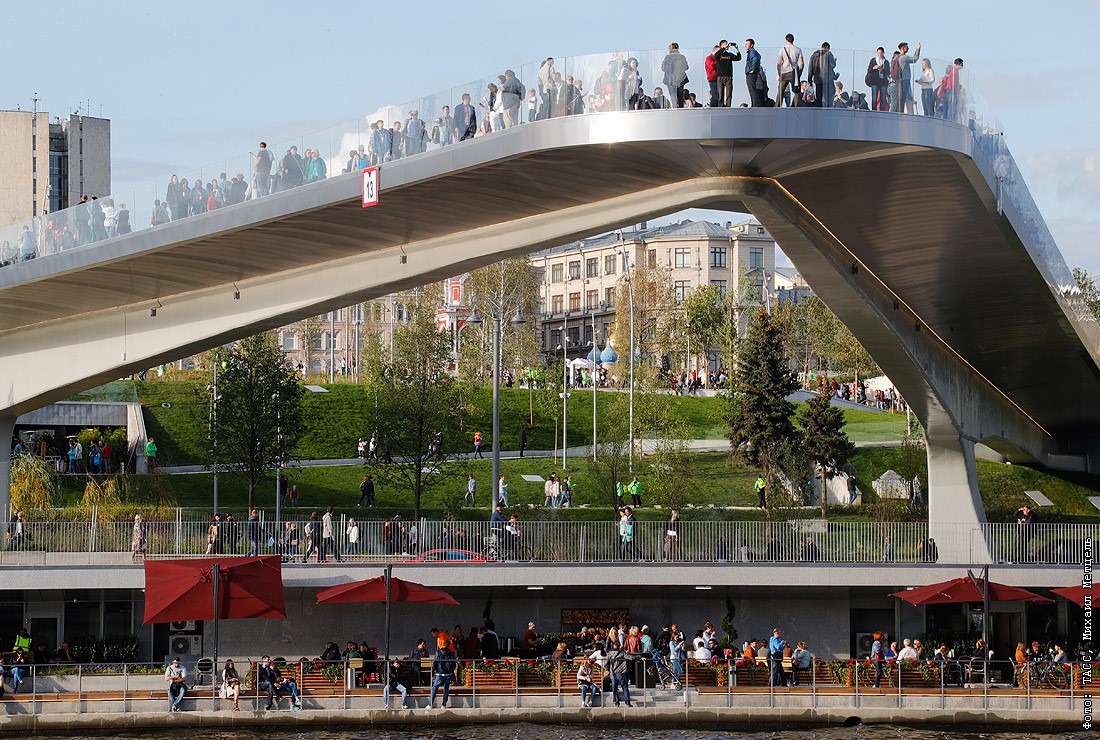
[531,219,763,257]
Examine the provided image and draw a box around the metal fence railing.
[2,518,1097,566]
[0,656,1089,714]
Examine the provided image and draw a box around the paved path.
[158,438,903,475]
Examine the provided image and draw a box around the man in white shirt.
[694,642,713,662]
[164,657,187,712]
[896,638,919,661]
[775,33,804,107]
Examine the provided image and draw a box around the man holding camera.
[714,40,743,107]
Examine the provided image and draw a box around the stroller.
[652,653,682,690]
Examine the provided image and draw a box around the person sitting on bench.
[257,655,301,710]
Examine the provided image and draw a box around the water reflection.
[82,723,1090,740]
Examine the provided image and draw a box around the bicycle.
[1029,659,1070,690]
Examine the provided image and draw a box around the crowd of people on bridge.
[3,35,975,266]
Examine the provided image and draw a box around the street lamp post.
[591,337,598,463]
[621,237,636,472]
[329,310,336,384]
[274,389,283,533]
[466,295,525,507]
[561,342,569,470]
[353,305,362,383]
[209,359,219,515]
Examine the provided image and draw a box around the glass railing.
[0,47,1000,271]
[3,517,1099,565]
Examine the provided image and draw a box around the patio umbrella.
[1051,585,1090,606]
[890,576,1051,605]
[315,566,458,663]
[144,555,286,667]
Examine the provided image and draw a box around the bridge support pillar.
[926,425,990,563]
[0,415,13,523]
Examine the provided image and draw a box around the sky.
[4,0,1097,273]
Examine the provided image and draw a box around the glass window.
[709,246,727,268]
[282,333,295,350]
[647,250,657,268]
[604,255,616,275]
[674,281,691,304]
[710,279,727,298]
[605,288,616,307]
[749,247,764,270]
[586,289,598,310]
[551,295,563,313]
[551,263,564,283]
[674,247,691,268]
[568,261,581,280]
[583,325,593,345]
[311,334,323,351]
[568,292,581,312]
[550,329,562,348]
[586,258,598,278]
[567,326,580,346]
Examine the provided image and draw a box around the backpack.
[889,55,902,81]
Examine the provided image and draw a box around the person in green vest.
[146,437,158,471]
[755,476,766,508]
[629,476,643,507]
[615,480,625,509]
[12,627,31,652]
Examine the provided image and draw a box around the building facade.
[532,220,780,370]
[0,110,111,228]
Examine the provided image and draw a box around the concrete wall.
[66,115,111,201]
[0,110,35,227]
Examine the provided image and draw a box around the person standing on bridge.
[455,94,478,141]
[744,39,766,107]
[714,40,742,107]
[371,121,393,164]
[775,33,804,107]
[661,43,690,108]
[251,142,274,198]
[895,42,922,114]
[280,146,304,189]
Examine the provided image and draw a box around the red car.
[408,548,486,563]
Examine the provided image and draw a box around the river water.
[87,723,1089,740]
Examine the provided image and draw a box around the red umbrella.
[1051,586,1090,606]
[144,556,286,667]
[315,575,458,605]
[316,569,458,664]
[891,576,1051,605]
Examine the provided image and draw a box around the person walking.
[429,642,457,708]
[465,474,477,507]
[768,628,789,687]
[518,424,527,457]
[755,476,767,508]
[358,475,375,507]
[131,514,147,561]
[322,506,342,562]
[606,639,633,707]
[246,508,260,557]
[775,34,804,107]
[498,476,509,507]
[473,431,484,458]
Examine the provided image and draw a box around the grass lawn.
[134,380,906,466]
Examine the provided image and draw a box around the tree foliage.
[583,395,631,507]
[726,308,803,515]
[797,380,856,518]
[611,260,677,371]
[362,293,470,520]
[9,454,59,513]
[1073,267,1100,321]
[682,282,726,373]
[462,258,543,378]
[207,332,306,511]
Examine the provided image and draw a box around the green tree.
[462,258,543,378]
[363,293,469,520]
[207,332,306,511]
[726,308,803,516]
[9,453,59,514]
[584,395,631,507]
[798,380,856,518]
[293,316,324,373]
[1073,267,1100,321]
[682,282,726,374]
[611,260,676,373]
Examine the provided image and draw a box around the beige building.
[0,110,111,228]
[531,219,778,369]
[260,220,786,377]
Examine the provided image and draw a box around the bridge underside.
[2,110,1098,531]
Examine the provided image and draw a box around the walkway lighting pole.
[621,235,636,472]
[591,338,598,462]
[559,342,570,470]
[329,310,336,383]
[209,360,219,515]
[353,305,362,383]
[466,294,525,507]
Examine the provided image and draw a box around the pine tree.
[726,308,802,515]
[798,380,856,518]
